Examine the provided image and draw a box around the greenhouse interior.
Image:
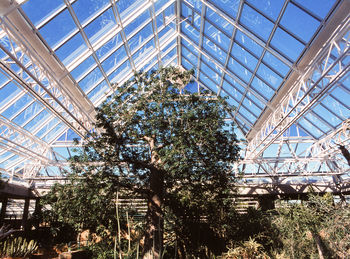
[0,0,349,258]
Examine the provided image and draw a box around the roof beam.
[239,120,350,179]
[0,115,55,166]
[245,6,350,160]
[0,4,97,137]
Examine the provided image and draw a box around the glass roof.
[0,0,349,186]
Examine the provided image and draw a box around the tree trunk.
[143,169,164,259]
[311,231,326,259]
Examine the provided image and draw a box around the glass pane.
[313,104,341,128]
[141,55,158,72]
[182,57,194,72]
[39,9,77,48]
[304,112,330,133]
[251,77,274,100]
[23,110,51,132]
[156,13,164,30]
[235,30,263,57]
[182,47,198,66]
[87,80,110,103]
[298,118,322,138]
[101,45,127,74]
[162,48,176,65]
[84,8,117,44]
[55,33,87,66]
[186,0,202,13]
[222,80,243,101]
[133,38,156,67]
[204,21,230,51]
[78,67,104,93]
[209,0,239,20]
[154,0,170,13]
[2,94,33,119]
[271,28,304,61]
[164,3,175,23]
[108,60,131,83]
[21,0,63,26]
[201,62,221,85]
[128,23,153,50]
[262,51,290,77]
[181,22,200,45]
[227,58,252,84]
[199,72,217,92]
[160,40,176,56]
[72,0,110,24]
[231,43,259,71]
[294,0,336,19]
[203,37,226,65]
[124,8,150,36]
[225,74,246,93]
[240,4,274,41]
[202,55,222,76]
[206,7,234,36]
[158,22,176,44]
[256,63,283,89]
[246,91,265,109]
[70,55,96,81]
[0,82,22,109]
[247,0,284,20]
[238,106,256,124]
[117,0,144,21]
[280,3,320,43]
[95,33,123,59]
[13,102,43,126]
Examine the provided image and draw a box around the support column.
[32,198,41,229]
[0,197,8,223]
[21,197,30,231]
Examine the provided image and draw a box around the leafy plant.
[42,66,241,258]
[220,238,269,259]
[0,237,38,257]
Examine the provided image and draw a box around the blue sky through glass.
[0,0,347,180]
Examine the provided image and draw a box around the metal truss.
[0,115,55,166]
[0,9,96,138]
[239,119,350,178]
[305,119,350,166]
[245,15,350,160]
[236,179,350,196]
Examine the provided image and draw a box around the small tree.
[46,67,240,258]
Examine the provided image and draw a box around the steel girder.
[0,115,55,166]
[0,5,97,138]
[239,119,350,179]
[245,15,350,160]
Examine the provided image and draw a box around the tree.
[48,67,240,258]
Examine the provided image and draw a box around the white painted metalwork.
[0,115,55,165]
[0,0,348,190]
[0,9,97,137]
[245,16,350,160]
[239,119,350,178]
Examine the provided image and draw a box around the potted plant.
[0,236,38,259]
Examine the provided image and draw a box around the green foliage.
[220,237,269,259]
[0,236,38,257]
[272,193,348,259]
[42,66,241,257]
[41,171,120,239]
[323,203,350,257]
